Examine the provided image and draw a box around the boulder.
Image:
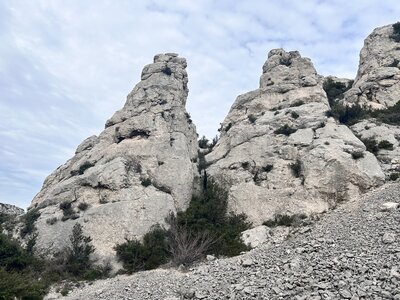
[241,225,271,248]
[29,54,199,260]
[206,49,385,225]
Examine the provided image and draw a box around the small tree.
[65,223,95,276]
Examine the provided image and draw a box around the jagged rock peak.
[106,53,189,128]
[0,203,24,216]
[344,23,400,109]
[260,49,319,91]
[207,49,384,225]
[29,53,199,262]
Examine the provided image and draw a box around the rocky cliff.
[205,49,385,225]
[29,53,199,259]
[344,24,400,109]
[0,203,24,216]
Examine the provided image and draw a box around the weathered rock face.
[206,49,385,225]
[351,120,400,178]
[0,203,24,216]
[30,53,199,259]
[344,24,400,109]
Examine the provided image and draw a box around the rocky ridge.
[0,203,24,216]
[60,182,400,300]
[29,53,199,261]
[205,49,384,225]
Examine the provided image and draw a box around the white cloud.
[1,0,399,208]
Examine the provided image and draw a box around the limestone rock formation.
[344,24,400,109]
[0,203,24,216]
[206,49,385,225]
[29,53,199,259]
[351,120,400,178]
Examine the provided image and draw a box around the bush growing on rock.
[378,140,394,150]
[115,225,169,273]
[391,22,400,42]
[20,208,40,238]
[274,124,297,136]
[116,181,251,272]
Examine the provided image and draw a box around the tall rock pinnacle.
[206,49,384,225]
[29,53,199,260]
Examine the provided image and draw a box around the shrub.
[291,111,299,119]
[46,217,58,225]
[391,22,400,42]
[248,114,257,124]
[176,180,251,257]
[389,172,400,181]
[166,214,214,266]
[361,138,379,154]
[323,78,352,106]
[263,213,307,227]
[351,151,364,159]
[78,161,94,175]
[141,178,152,187]
[78,202,89,211]
[65,223,95,277]
[289,160,302,178]
[274,124,297,136]
[60,201,78,222]
[20,208,40,238]
[241,161,250,169]
[198,135,210,149]
[372,101,400,125]
[289,100,304,107]
[262,164,274,173]
[115,225,169,273]
[162,67,172,75]
[378,140,394,150]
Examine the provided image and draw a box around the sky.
[0,0,399,209]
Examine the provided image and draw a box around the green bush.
[60,201,78,222]
[176,181,251,257]
[78,202,89,211]
[274,124,297,136]
[389,172,400,181]
[323,78,352,106]
[140,178,152,187]
[0,268,48,300]
[291,111,299,119]
[115,226,169,273]
[65,223,95,277]
[289,100,304,107]
[361,138,379,154]
[20,208,40,238]
[262,164,274,173]
[248,114,257,124]
[391,22,400,42]
[378,140,394,150]
[78,161,94,175]
[351,151,364,159]
[289,159,302,178]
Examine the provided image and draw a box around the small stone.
[206,255,216,261]
[382,232,396,244]
[241,258,254,267]
[340,289,352,299]
[380,202,399,211]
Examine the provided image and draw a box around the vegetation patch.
[289,159,302,178]
[60,201,79,222]
[20,208,40,238]
[389,172,400,181]
[291,111,299,119]
[262,164,274,173]
[274,124,297,136]
[248,114,257,124]
[289,100,304,107]
[140,178,152,187]
[378,140,394,150]
[391,22,400,42]
[78,202,89,211]
[116,181,251,273]
[351,151,364,160]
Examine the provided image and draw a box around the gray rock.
[29,54,199,262]
[382,232,396,244]
[344,24,400,109]
[206,49,384,225]
[241,225,271,248]
[0,203,24,215]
